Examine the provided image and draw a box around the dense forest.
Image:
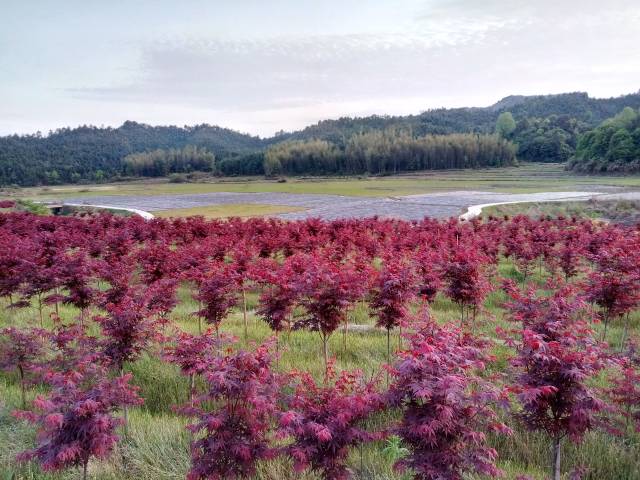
[1,91,640,186]
[0,122,262,186]
[568,107,640,173]
[264,133,516,176]
[123,146,215,177]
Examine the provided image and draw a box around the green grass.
[6,163,640,202]
[153,204,306,219]
[482,199,640,223]
[1,257,639,479]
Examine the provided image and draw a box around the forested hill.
[286,92,640,144]
[0,122,263,186]
[1,91,640,186]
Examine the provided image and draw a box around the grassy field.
[6,164,640,202]
[482,198,640,223]
[153,204,306,219]
[1,258,639,480]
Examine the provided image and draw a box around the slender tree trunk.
[18,364,26,409]
[386,328,391,386]
[198,316,202,335]
[38,293,43,327]
[539,256,543,276]
[189,373,195,408]
[242,288,248,341]
[398,325,402,351]
[120,367,129,438]
[322,334,329,382]
[82,458,88,480]
[342,319,348,353]
[620,313,630,352]
[552,437,561,480]
[471,305,477,332]
[602,311,610,342]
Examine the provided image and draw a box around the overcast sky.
[2,0,639,137]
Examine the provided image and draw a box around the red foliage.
[443,247,492,326]
[279,368,383,480]
[369,256,416,332]
[187,341,281,480]
[59,252,96,323]
[95,292,157,370]
[14,365,141,477]
[295,255,369,372]
[607,362,640,433]
[163,330,217,377]
[254,257,302,334]
[388,321,509,480]
[583,241,640,339]
[137,240,177,285]
[192,261,241,336]
[414,248,443,303]
[0,327,47,408]
[505,285,608,478]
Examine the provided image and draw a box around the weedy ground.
[1,253,639,480]
[483,199,640,225]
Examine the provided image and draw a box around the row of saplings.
[2,280,640,480]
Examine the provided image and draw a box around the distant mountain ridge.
[1,91,640,186]
[286,91,640,144]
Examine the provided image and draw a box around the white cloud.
[2,0,640,136]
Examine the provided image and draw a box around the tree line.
[264,132,517,176]
[123,146,216,177]
[2,91,640,186]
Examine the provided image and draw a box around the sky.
[1,0,639,137]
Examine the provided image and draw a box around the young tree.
[279,368,383,480]
[15,367,142,480]
[296,257,365,377]
[607,361,640,434]
[59,252,96,327]
[163,330,217,406]
[505,285,607,480]
[144,277,179,333]
[187,341,281,480]
[443,248,491,329]
[254,258,301,347]
[137,240,177,285]
[231,243,257,340]
[20,233,65,326]
[0,327,47,408]
[414,248,443,305]
[96,293,157,372]
[95,291,156,433]
[193,261,240,337]
[388,321,509,480]
[369,257,416,365]
[583,243,640,341]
